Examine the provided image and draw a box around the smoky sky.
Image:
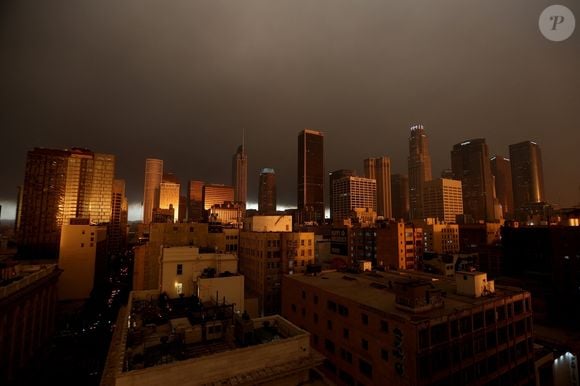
[1,0,579,219]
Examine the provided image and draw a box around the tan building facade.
[417,219,460,254]
[376,221,423,270]
[423,178,463,224]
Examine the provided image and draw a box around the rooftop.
[0,263,60,299]
[288,269,528,324]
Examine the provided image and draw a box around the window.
[314,313,319,323]
[325,339,336,353]
[176,264,183,275]
[338,305,349,317]
[291,304,297,313]
[340,348,353,363]
[381,320,389,333]
[359,359,373,378]
[343,328,350,339]
[175,282,183,295]
[327,320,333,330]
[301,239,305,246]
[327,300,337,312]
[80,243,84,248]
[361,313,369,325]
[361,338,368,350]
[381,349,389,361]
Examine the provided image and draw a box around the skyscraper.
[391,174,410,221]
[490,156,515,219]
[364,156,392,219]
[423,178,464,223]
[232,141,248,207]
[107,179,128,254]
[143,158,163,224]
[258,168,277,214]
[509,141,545,213]
[451,139,497,222]
[298,129,324,223]
[408,124,432,220]
[187,180,204,222]
[18,148,115,258]
[329,169,355,222]
[331,176,376,223]
[203,184,235,210]
[159,173,180,222]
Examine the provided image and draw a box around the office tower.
[203,184,235,210]
[408,124,432,220]
[509,141,545,213]
[158,173,180,223]
[391,174,410,221]
[331,176,376,223]
[232,141,248,206]
[178,195,187,223]
[258,168,277,214]
[107,179,128,254]
[329,169,355,222]
[451,139,497,222]
[143,158,163,224]
[490,156,514,219]
[187,180,204,222]
[423,178,464,223]
[282,270,534,386]
[298,129,324,223]
[364,156,392,219]
[18,148,115,258]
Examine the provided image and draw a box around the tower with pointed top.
[408,124,432,220]
[232,130,248,207]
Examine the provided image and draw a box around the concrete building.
[509,141,545,216]
[417,218,460,254]
[331,176,377,223]
[258,168,277,215]
[158,246,242,311]
[159,173,180,223]
[391,174,410,222]
[376,221,423,270]
[298,129,325,224]
[490,156,514,220]
[187,180,204,222]
[451,139,497,222]
[329,169,356,223]
[18,148,115,258]
[143,158,163,225]
[58,220,107,301]
[0,262,61,384]
[232,143,248,207]
[408,125,433,220]
[423,178,464,224]
[245,215,293,232]
[209,201,245,226]
[282,269,535,386]
[100,290,324,386]
[203,184,235,211]
[364,156,392,219]
[239,225,315,315]
[132,223,238,291]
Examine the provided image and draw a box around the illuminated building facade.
[423,178,464,224]
[159,173,180,223]
[509,141,545,215]
[364,156,392,219]
[142,158,163,225]
[203,184,235,211]
[232,143,248,207]
[331,176,377,223]
[490,156,514,220]
[187,180,204,222]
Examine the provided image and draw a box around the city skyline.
[1,1,579,220]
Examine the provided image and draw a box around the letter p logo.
[539,5,575,42]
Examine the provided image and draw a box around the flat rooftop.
[0,263,59,299]
[287,270,529,324]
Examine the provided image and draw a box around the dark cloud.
[1,0,579,219]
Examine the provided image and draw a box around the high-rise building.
[364,156,392,219]
[451,139,497,222]
[331,176,376,223]
[203,184,235,211]
[18,148,115,258]
[391,174,410,221]
[187,180,204,222]
[490,156,514,219]
[159,173,180,222]
[509,141,545,214]
[258,168,276,214]
[416,218,460,254]
[376,221,423,270]
[107,179,128,254]
[408,124,432,220]
[232,142,248,207]
[329,169,355,222]
[143,158,163,224]
[298,129,324,223]
[423,178,464,224]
